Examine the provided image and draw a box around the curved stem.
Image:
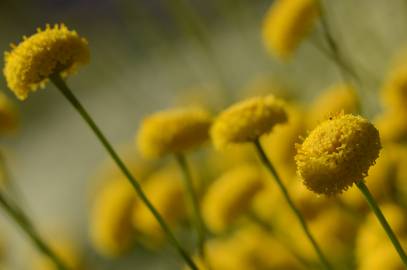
[175,154,207,261]
[0,191,68,270]
[356,181,407,266]
[253,139,332,270]
[50,74,197,270]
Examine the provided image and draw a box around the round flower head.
[211,95,287,149]
[3,24,89,100]
[262,0,320,60]
[295,113,381,195]
[137,107,212,158]
[90,178,136,257]
[202,164,265,233]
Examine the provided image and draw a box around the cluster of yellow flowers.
[0,0,406,269]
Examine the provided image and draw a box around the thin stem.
[0,191,68,270]
[253,139,332,270]
[175,154,208,265]
[356,181,407,266]
[49,74,198,270]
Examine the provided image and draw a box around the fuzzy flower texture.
[295,113,381,195]
[137,107,212,158]
[3,24,89,100]
[211,95,287,149]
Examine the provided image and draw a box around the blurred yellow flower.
[0,92,19,134]
[381,60,407,111]
[3,24,89,100]
[132,166,186,243]
[295,113,381,195]
[32,238,83,270]
[90,178,136,257]
[202,164,265,233]
[262,0,320,59]
[261,103,306,174]
[356,203,407,262]
[358,239,407,270]
[137,107,212,158]
[375,109,407,143]
[307,84,359,128]
[210,95,287,149]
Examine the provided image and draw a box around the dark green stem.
[0,191,68,270]
[254,139,332,270]
[175,154,208,265]
[50,74,197,270]
[356,181,407,266]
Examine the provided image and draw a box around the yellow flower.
[295,113,381,195]
[381,59,407,111]
[210,95,287,149]
[375,109,407,143]
[132,166,186,244]
[307,84,359,128]
[89,178,136,257]
[202,164,265,233]
[262,0,320,59]
[32,237,83,270]
[358,239,407,270]
[3,24,89,100]
[0,92,19,134]
[137,107,212,158]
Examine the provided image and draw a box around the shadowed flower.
[202,164,265,233]
[262,0,320,59]
[137,107,212,158]
[0,92,19,134]
[3,24,89,100]
[90,178,136,257]
[295,113,381,195]
[210,95,287,149]
[132,166,186,244]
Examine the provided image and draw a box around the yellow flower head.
[137,107,212,158]
[202,164,265,233]
[211,95,287,149]
[3,24,89,100]
[381,58,407,111]
[295,113,381,195]
[262,0,320,59]
[90,178,136,257]
[307,83,359,128]
[132,166,186,243]
[0,92,19,134]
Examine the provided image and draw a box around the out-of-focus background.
[1,0,407,269]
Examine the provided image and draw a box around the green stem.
[0,191,68,270]
[356,181,407,266]
[49,74,198,270]
[253,139,332,270]
[175,154,207,259]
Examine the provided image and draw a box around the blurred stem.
[247,211,315,269]
[356,181,407,266]
[175,154,208,266]
[253,139,332,270]
[0,191,68,270]
[49,73,198,270]
[166,0,230,91]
